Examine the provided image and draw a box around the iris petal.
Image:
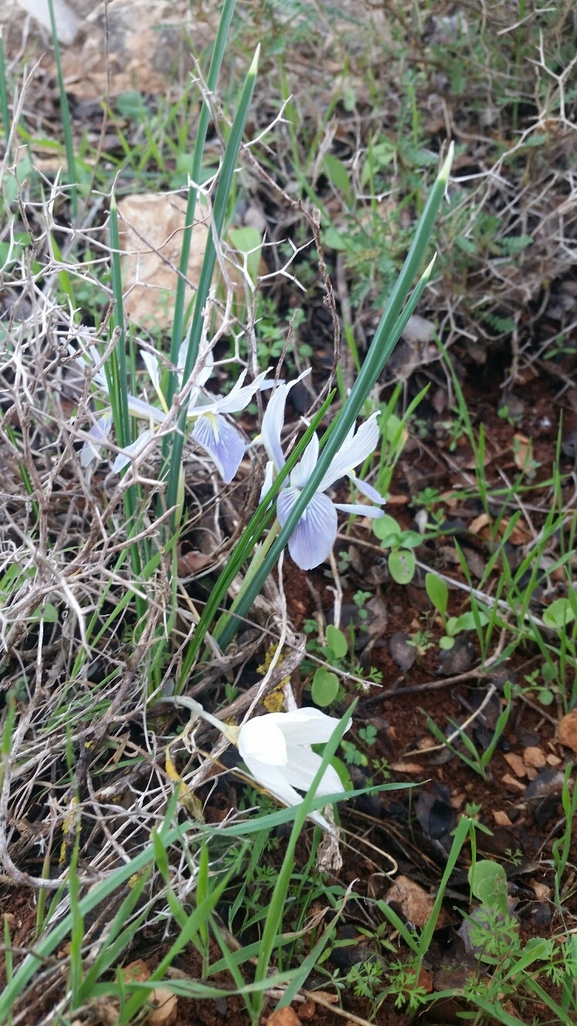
[259,369,312,473]
[260,460,275,504]
[318,413,380,492]
[214,369,271,413]
[277,488,338,570]
[180,340,213,383]
[192,414,245,483]
[112,429,154,472]
[239,756,332,830]
[347,471,386,504]
[282,746,344,797]
[334,502,384,518]
[80,411,112,468]
[264,708,342,744]
[260,381,290,472]
[141,350,161,398]
[290,433,319,489]
[238,718,288,767]
[127,394,166,423]
[240,756,306,808]
[71,344,108,391]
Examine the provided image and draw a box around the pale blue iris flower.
[74,343,270,483]
[260,380,386,570]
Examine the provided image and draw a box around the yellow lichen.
[258,645,290,713]
[263,688,285,713]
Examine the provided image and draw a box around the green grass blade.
[164,46,260,524]
[46,0,77,218]
[67,853,84,1006]
[214,148,452,651]
[0,794,181,1015]
[415,814,470,960]
[247,704,356,1021]
[117,868,237,1025]
[77,870,152,999]
[167,0,237,378]
[194,781,412,841]
[107,196,131,451]
[0,31,10,145]
[103,196,147,593]
[177,395,333,687]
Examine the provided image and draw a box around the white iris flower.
[74,342,270,483]
[237,707,348,831]
[185,701,348,832]
[260,380,386,570]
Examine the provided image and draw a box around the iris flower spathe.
[260,381,386,570]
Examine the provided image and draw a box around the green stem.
[164,43,259,531]
[213,518,281,642]
[214,145,453,651]
[46,0,77,218]
[166,0,237,386]
[0,31,10,145]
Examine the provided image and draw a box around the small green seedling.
[340,722,385,771]
[422,683,513,780]
[543,598,576,631]
[373,514,422,584]
[464,859,519,963]
[469,859,509,916]
[425,572,490,649]
[520,662,560,707]
[551,763,577,908]
[311,624,348,707]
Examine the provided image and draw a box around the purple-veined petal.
[334,502,385,518]
[318,413,380,492]
[238,717,288,767]
[277,487,338,570]
[80,410,112,467]
[192,413,246,483]
[290,432,319,489]
[112,429,155,473]
[347,471,386,504]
